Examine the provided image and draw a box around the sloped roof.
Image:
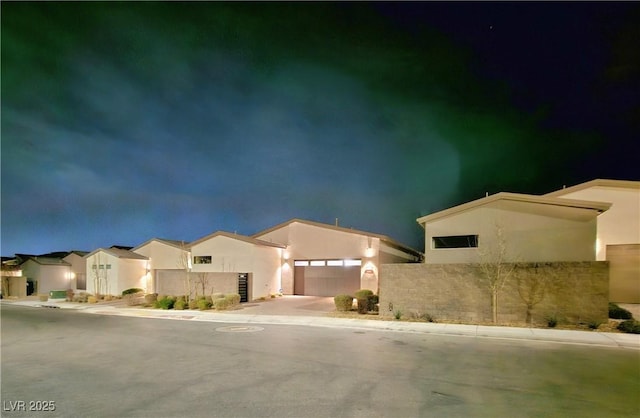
[417,192,612,226]
[545,179,640,197]
[22,257,71,267]
[252,218,422,257]
[190,231,286,249]
[132,238,190,252]
[85,248,149,260]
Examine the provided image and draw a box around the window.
[432,235,478,249]
[310,260,325,267]
[327,260,343,266]
[106,264,111,270]
[294,260,309,267]
[99,264,105,269]
[344,259,362,266]
[193,256,212,264]
[92,264,97,270]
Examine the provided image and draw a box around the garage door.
[294,261,361,296]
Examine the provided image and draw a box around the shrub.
[393,309,402,320]
[73,292,89,303]
[608,303,633,320]
[188,299,198,310]
[122,288,144,296]
[212,293,225,300]
[66,289,74,302]
[617,320,640,334]
[155,296,176,310]
[225,294,241,306]
[354,289,374,314]
[367,294,379,312]
[545,315,558,328]
[214,298,231,310]
[174,299,187,310]
[88,296,98,304]
[39,295,48,302]
[144,293,158,305]
[197,298,212,311]
[104,295,113,302]
[334,294,354,312]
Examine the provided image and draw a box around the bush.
[225,294,241,306]
[197,298,212,311]
[214,298,231,310]
[334,294,354,312]
[88,296,98,304]
[122,288,144,296]
[609,303,633,320]
[188,299,198,310]
[354,289,374,314]
[394,309,403,320]
[617,320,640,334]
[66,289,74,302]
[39,295,49,302]
[73,292,89,303]
[174,299,187,310]
[367,294,379,312]
[155,296,176,310]
[212,293,225,300]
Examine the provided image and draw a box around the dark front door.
[238,273,248,303]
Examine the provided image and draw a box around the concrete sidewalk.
[4,298,639,350]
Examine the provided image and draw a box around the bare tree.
[194,272,210,297]
[176,241,193,301]
[90,253,110,297]
[516,263,550,325]
[477,223,517,324]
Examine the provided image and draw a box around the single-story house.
[252,218,422,296]
[84,248,149,296]
[131,238,190,297]
[62,251,89,291]
[546,179,640,303]
[20,256,74,295]
[416,192,611,264]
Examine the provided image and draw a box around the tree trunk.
[492,291,498,324]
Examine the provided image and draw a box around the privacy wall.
[379,262,608,325]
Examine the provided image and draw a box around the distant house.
[84,248,149,296]
[253,219,422,296]
[62,251,89,291]
[132,238,190,297]
[1,258,26,298]
[416,193,610,264]
[546,179,640,303]
[20,256,73,295]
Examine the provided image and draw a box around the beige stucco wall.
[607,244,640,303]
[86,252,148,296]
[63,253,87,291]
[21,260,71,294]
[424,206,597,263]
[190,236,281,300]
[552,186,640,260]
[380,262,609,325]
[134,241,189,270]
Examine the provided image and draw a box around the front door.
[238,273,249,303]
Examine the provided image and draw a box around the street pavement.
[2,296,639,350]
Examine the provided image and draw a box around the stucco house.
[545,179,640,303]
[416,192,610,264]
[62,251,89,291]
[131,238,190,296]
[19,256,74,295]
[84,248,149,296]
[253,218,422,296]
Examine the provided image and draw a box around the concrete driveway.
[225,295,335,316]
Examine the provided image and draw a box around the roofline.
[132,238,190,252]
[545,179,640,197]
[417,192,612,226]
[84,248,149,260]
[252,218,422,258]
[189,231,286,249]
[22,257,71,267]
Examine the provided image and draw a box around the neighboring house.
[20,256,73,295]
[416,193,610,264]
[132,238,190,296]
[188,231,285,302]
[84,248,149,296]
[1,258,26,298]
[252,219,422,296]
[546,179,640,303]
[544,179,640,260]
[62,251,89,291]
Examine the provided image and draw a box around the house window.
[106,264,111,269]
[193,256,212,264]
[344,259,362,266]
[432,235,478,249]
[99,264,105,269]
[294,260,309,267]
[327,260,343,266]
[92,264,97,270]
[310,260,325,267]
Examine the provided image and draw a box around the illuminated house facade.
[84,248,149,296]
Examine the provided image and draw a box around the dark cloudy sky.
[2,2,639,256]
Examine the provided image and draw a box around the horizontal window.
[310,260,325,267]
[344,259,362,266]
[294,260,309,267]
[106,264,111,269]
[193,256,212,264]
[432,235,478,249]
[327,260,343,266]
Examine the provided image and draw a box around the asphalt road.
[2,304,639,418]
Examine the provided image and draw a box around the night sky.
[2,2,639,256]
